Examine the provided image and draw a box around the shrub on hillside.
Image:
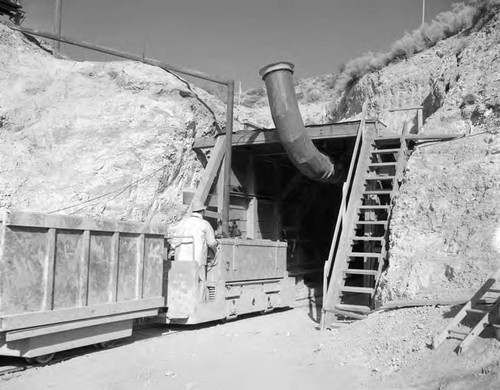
[330,0,499,106]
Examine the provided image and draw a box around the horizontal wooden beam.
[183,191,251,210]
[193,121,369,149]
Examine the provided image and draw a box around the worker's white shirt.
[173,213,217,266]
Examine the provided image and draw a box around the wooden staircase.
[432,270,500,354]
[322,125,409,323]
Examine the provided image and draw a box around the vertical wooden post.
[246,154,257,239]
[136,234,145,299]
[273,160,282,240]
[44,228,57,311]
[110,232,120,303]
[79,230,90,307]
[217,160,225,216]
[54,0,62,54]
[417,107,423,132]
[222,81,234,236]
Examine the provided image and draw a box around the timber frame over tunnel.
[186,120,381,278]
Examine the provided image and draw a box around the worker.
[172,200,218,299]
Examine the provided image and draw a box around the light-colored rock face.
[0,23,226,223]
[377,133,500,303]
[330,12,500,138]
[327,10,500,303]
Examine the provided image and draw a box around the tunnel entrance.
[211,134,357,304]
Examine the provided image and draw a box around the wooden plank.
[53,230,85,310]
[0,297,165,331]
[323,119,375,313]
[459,297,500,354]
[6,308,158,342]
[193,121,367,149]
[79,230,90,306]
[432,276,498,349]
[110,232,120,303]
[273,160,282,240]
[190,136,226,208]
[222,81,235,236]
[2,210,168,235]
[136,234,145,299]
[43,228,56,311]
[217,160,224,216]
[246,154,257,239]
[184,191,250,209]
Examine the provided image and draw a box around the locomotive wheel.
[96,340,116,349]
[25,353,55,365]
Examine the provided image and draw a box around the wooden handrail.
[322,102,367,311]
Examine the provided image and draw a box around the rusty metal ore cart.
[0,210,167,362]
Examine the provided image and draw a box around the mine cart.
[159,238,295,324]
[0,210,167,363]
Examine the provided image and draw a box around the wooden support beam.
[273,160,282,240]
[246,154,257,239]
[281,172,302,200]
[190,136,226,209]
[193,121,367,149]
[222,81,235,236]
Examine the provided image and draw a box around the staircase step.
[448,328,470,336]
[365,176,396,181]
[487,289,500,294]
[466,308,488,315]
[368,162,396,168]
[363,190,393,195]
[347,252,383,257]
[335,303,372,313]
[356,221,388,225]
[359,205,390,210]
[341,286,375,294]
[343,269,378,276]
[348,252,384,258]
[352,236,384,241]
[371,148,400,154]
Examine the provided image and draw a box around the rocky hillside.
[0,22,229,224]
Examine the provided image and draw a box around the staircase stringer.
[323,126,377,313]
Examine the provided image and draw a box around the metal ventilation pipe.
[259,62,342,182]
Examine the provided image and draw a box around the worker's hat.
[191,200,207,212]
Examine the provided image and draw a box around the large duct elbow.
[259,62,342,182]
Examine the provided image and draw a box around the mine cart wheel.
[96,340,116,349]
[25,353,55,365]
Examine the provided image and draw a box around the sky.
[21,0,456,89]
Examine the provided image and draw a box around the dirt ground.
[1,305,499,390]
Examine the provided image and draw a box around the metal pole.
[422,0,425,27]
[54,0,62,54]
[221,81,235,236]
[9,25,229,85]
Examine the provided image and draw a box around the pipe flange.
[259,62,295,80]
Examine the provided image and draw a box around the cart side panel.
[142,235,164,299]
[53,230,85,310]
[88,232,115,305]
[1,227,48,315]
[117,233,140,302]
[219,239,287,282]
